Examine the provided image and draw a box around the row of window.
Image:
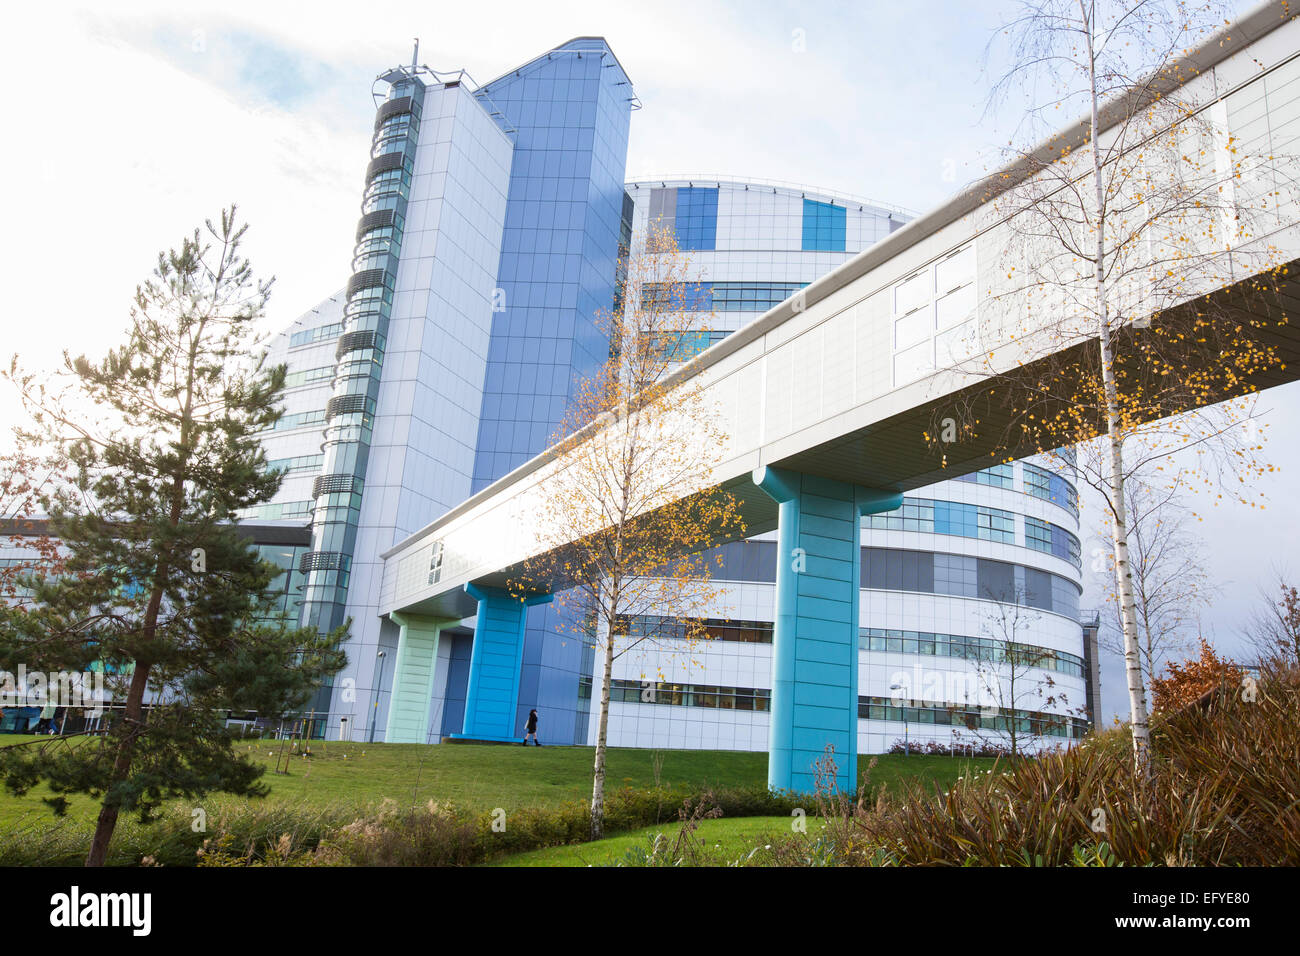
[284,366,334,389]
[859,696,1088,739]
[867,548,1080,618]
[265,454,324,474]
[865,498,1016,544]
[608,612,1082,677]
[613,614,774,644]
[954,463,1015,490]
[711,281,808,312]
[271,410,326,432]
[240,500,313,521]
[640,281,809,315]
[608,613,1083,678]
[859,628,1086,678]
[579,676,772,711]
[643,329,729,362]
[891,245,978,387]
[579,675,1085,738]
[1022,463,1080,517]
[1025,516,1081,565]
[955,462,1080,518]
[700,541,1080,618]
[865,497,1081,568]
[289,322,344,349]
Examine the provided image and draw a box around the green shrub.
[0,782,801,867]
[780,665,1300,866]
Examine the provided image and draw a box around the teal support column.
[754,465,901,794]
[454,583,553,742]
[385,613,455,744]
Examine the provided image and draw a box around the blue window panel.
[470,41,633,491]
[802,198,846,252]
[674,187,718,250]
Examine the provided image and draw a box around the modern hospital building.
[247,37,1098,753]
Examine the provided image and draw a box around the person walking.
[522,709,541,746]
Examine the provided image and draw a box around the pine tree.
[0,207,346,866]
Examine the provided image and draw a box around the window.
[240,500,313,521]
[614,614,773,644]
[936,283,976,330]
[895,307,931,350]
[895,270,931,316]
[642,329,728,362]
[675,187,718,250]
[641,281,712,312]
[893,338,933,385]
[802,198,846,252]
[289,323,344,349]
[373,115,413,155]
[978,507,1016,543]
[270,410,326,432]
[865,498,935,533]
[935,245,975,293]
[284,366,334,389]
[955,463,1014,489]
[977,559,1016,601]
[584,677,770,712]
[857,694,1087,739]
[427,542,444,585]
[710,282,808,313]
[933,501,1015,544]
[1025,516,1053,553]
[265,454,323,474]
[1025,516,1082,569]
[1023,462,1080,517]
[861,547,1081,617]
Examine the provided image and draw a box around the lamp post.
[889,682,909,756]
[367,649,387,743]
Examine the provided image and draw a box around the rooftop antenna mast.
[411,38,419,70]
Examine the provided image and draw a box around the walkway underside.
[398,260,1300,621]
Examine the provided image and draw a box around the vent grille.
[347,269,388,298]
[312,474,363,498]
[374,96,414,128]
[366,152,405,180]
[355,209,395,241]
[336,330,378,358]
[299,551,351,573]
[325,394,370,419]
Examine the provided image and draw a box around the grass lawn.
[0,735,996,835]
[493,814,825,866]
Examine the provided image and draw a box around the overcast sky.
[1,1,1293,720]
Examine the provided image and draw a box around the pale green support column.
[385,612,455,744]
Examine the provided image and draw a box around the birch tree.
[931,0,1296,770]
[510,222,744,839]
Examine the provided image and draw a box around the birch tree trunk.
[1080,0,1151,769]
[590,621,617,840]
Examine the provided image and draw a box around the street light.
[367,649,387,743]
[889,683,909,756]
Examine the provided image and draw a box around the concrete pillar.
[454,583,553,742]
[754,465,901,794]
[385,612,456,744]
